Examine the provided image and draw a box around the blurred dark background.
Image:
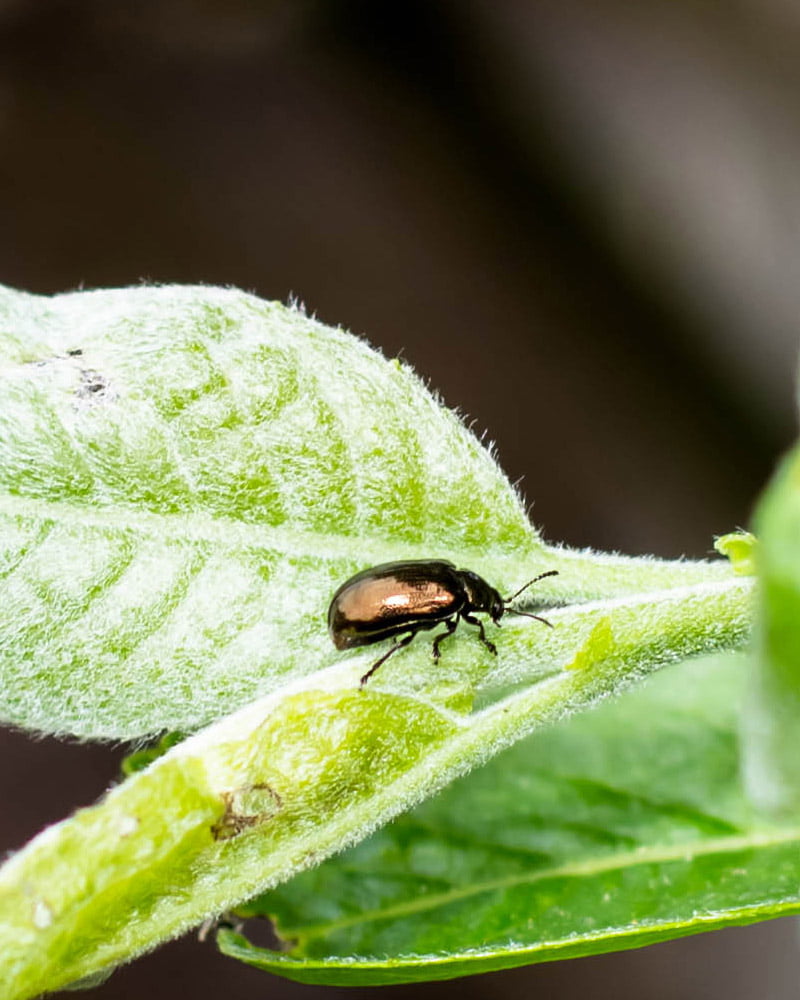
[1,0,799,996]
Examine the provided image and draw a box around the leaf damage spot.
[211,783,283,841]
[22,351,117,406]
[76,368,111,401]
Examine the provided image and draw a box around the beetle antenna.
[504,569,558,605]
[505,608,554,628]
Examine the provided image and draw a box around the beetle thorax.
[459,570,504,618]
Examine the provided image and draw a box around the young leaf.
[714,531,758,576]
[219,653,800,986]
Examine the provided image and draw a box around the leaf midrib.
[0,492,537,564]
[283,824,800,940]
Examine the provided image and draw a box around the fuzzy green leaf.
[0,283,538,739]
[0,284,745,740]
[219,653,800,986]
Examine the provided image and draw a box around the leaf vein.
[282,826,800,940]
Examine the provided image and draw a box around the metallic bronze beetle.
[328,559,557,685]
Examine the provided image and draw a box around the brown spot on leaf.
[211,783,282,841]
[76,369,108,398]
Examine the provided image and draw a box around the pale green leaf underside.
[220,654,800,986]
[0,284,743,739]
[0,283,536,738]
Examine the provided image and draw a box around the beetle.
[327,559,558,686]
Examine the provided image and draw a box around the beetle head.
[490,592,506,624]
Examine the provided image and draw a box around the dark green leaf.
[220,654,800,985]
[744,444,800,813]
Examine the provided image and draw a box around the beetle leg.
[431,617,458,662]
[360,631,417,686]
[461,612,497,655]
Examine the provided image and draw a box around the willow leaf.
[0,284,739,739]
[0,284,754,999]
[0,283,533,738]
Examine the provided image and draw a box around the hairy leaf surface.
[0,284,740,739]
[0,284,537,737]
